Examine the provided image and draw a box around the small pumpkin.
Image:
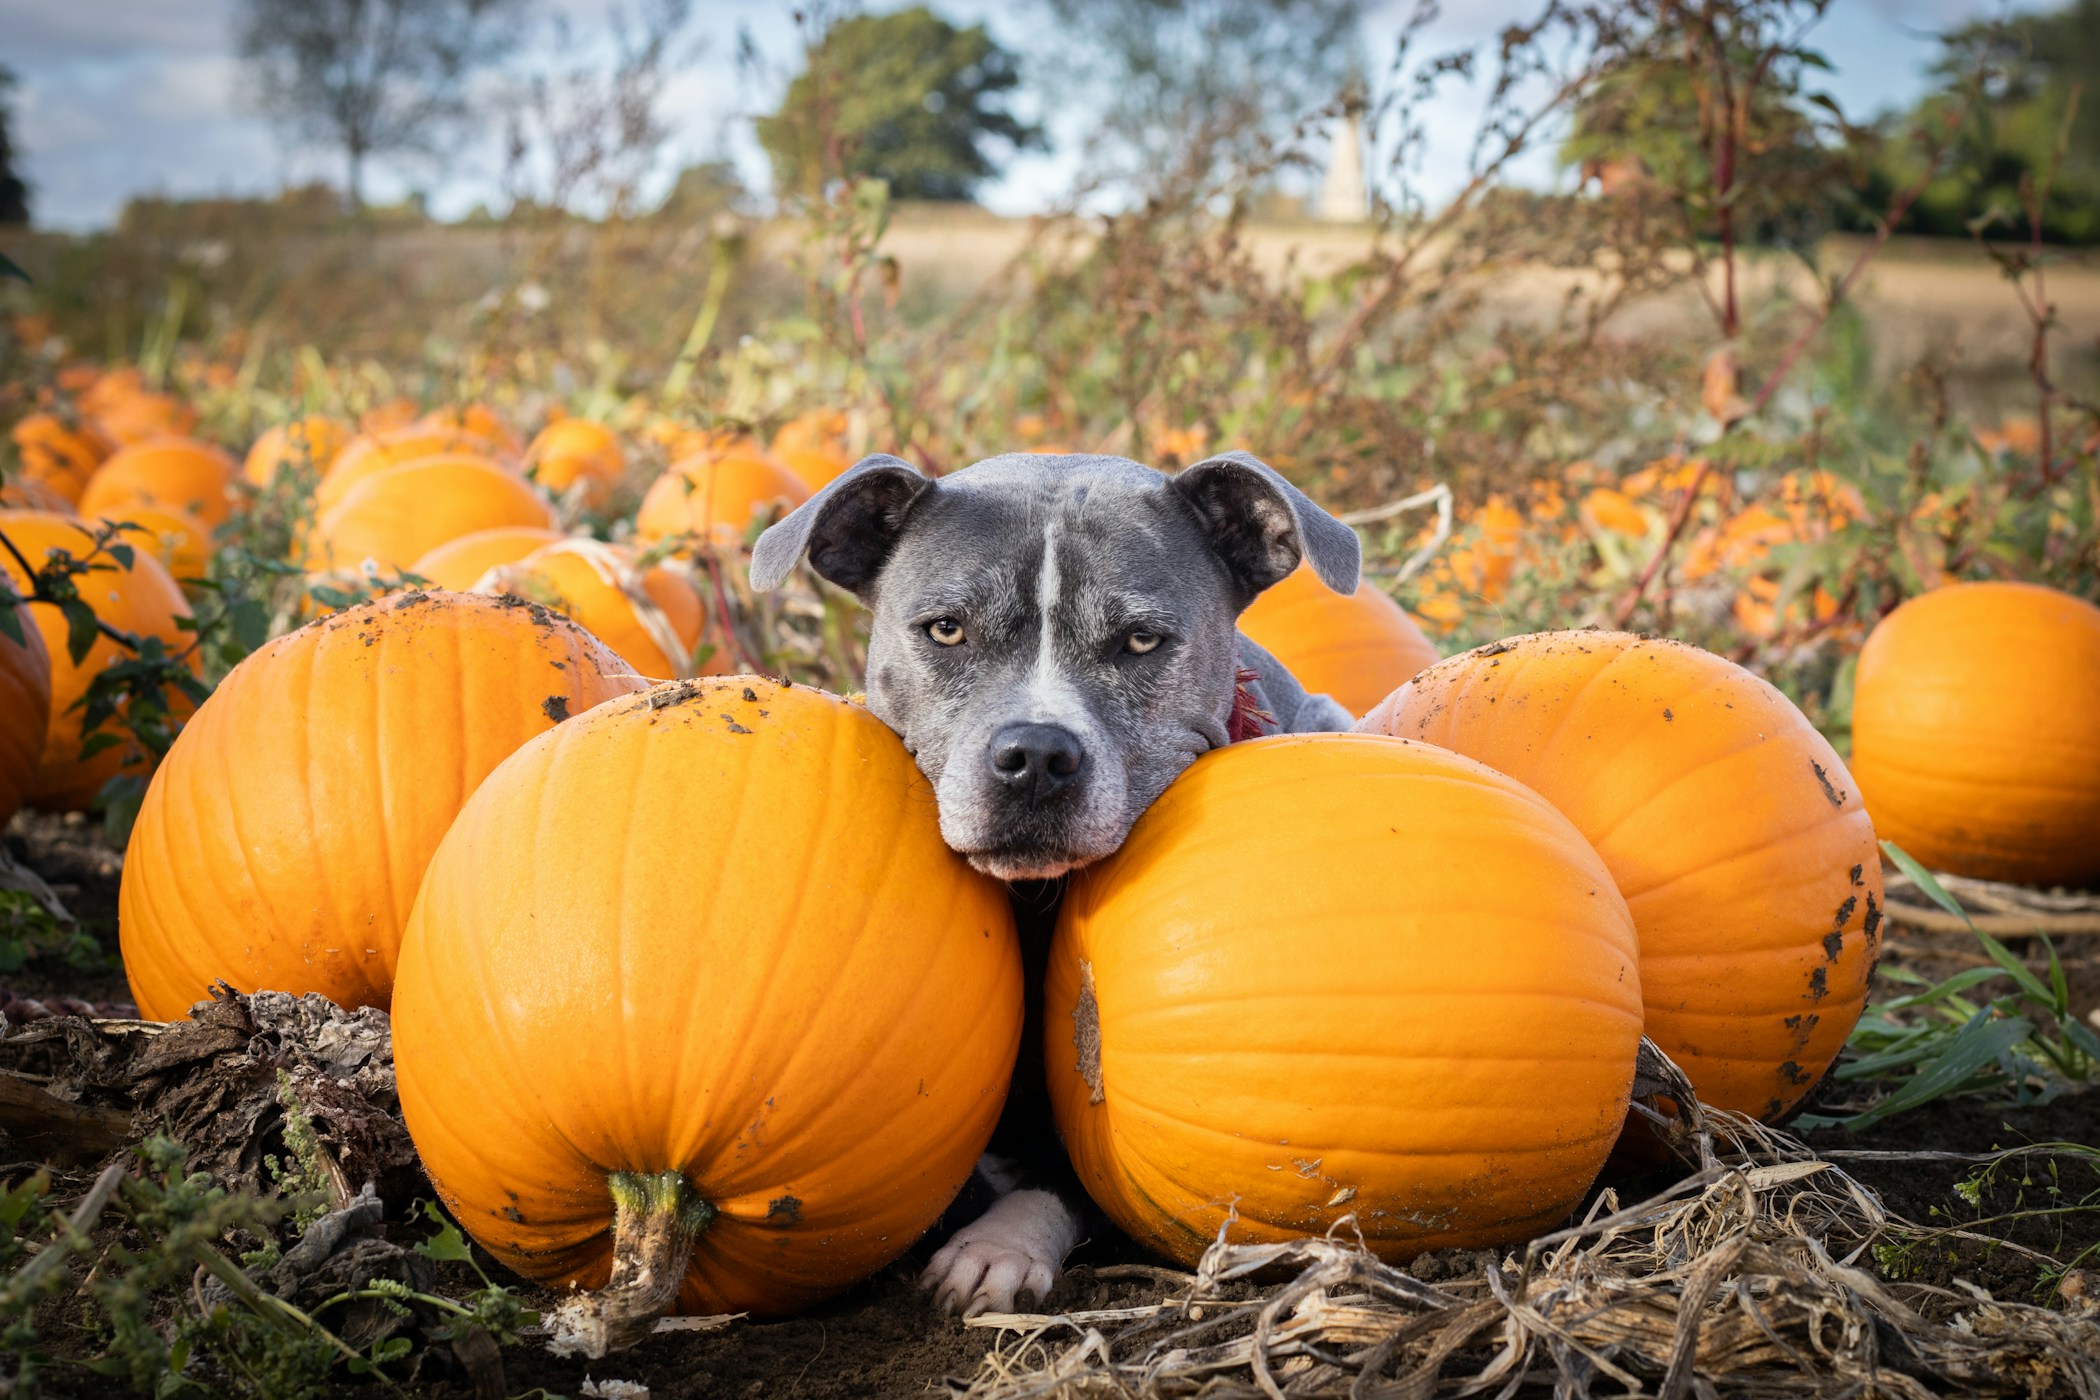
[88,389,197,446]
[0,601,52,828]
[771,411,851,491]
[420,403,523,459]
[243,416,350,487]
[119,590,644,1018]
[100,506,213,583]
[309,457,557,572]
[1237,562,1440,717]
[1851,581,2100,888]
[1050,732,1641,1266]
[480,539,719,681]
[79,437,237,529]
[1358,631,1881,1124]
[10,412,108,504]
[635,452,810,547]
[526,419,625,505]
[408,526,567,592]
[0,510,198,811]
[393,678,1020,1343]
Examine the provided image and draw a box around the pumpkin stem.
[545,1170,714,1359]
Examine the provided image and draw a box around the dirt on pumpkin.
[4,808,2097,1399]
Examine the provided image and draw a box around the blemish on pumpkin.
[1810,759,1845,808]
[1833,895,1857,931]
[1293,1157,1323,1178]
[1822,929,1844,962]
[1779,1060,1812,1086]
[1072,961,1104,1104]
[765,1195,803,1227]
[1662,708,1674,722]
[721,713,753,734]
[742,686,758,702]
[1326,1185,1358,1206]
[1783,1011,1820,1049]
[542,695,571,723]
[503,1204,525,1223]
[1807,966,1829,1000]
[1848,863,1863,887]
[1863,892,1883,943]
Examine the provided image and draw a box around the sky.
[2,0,2015,232]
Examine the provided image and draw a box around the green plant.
[1806,842,2100,1130]
[0,888,106,975]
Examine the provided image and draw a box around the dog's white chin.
[965,849,1091,882]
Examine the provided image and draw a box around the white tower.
[1316,110,1369,223]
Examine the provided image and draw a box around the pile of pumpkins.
[0,390,848,817]
[10,392,2100,1342]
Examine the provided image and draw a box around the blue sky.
[3,0,2010,231]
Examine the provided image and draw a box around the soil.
[4,810,2096,1399]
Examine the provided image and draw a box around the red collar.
[1226,666,1275,743]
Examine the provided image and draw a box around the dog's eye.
[927,617,967,647]
[1124,630,1162,655]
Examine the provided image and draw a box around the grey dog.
[750,448,1360,1315]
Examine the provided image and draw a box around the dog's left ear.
[1172,451,1361,607]
[750,453,931,595]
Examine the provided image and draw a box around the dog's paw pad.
[921,1189,1077,1317]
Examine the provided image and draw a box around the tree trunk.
[347,143,365,213]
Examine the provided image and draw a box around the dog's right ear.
[749,453,931,595]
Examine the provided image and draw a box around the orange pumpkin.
[88,389,197,446]
[10,412,108,504]
[421,403,523,459]
[1237,563,1440,717]
[1,476,78,514]
[480,539,718,681]
[100,507,213,584]
[772,411,851,491]
[1049,733,1640,1266]
[0,602,51,827]
[243,416,350,487]
[408,526,567,591]
[635,453,810,546]
[393,678,1021,1335]
[309,458,557,572]
[79,437,237,529]
[526,418,625,505]
[1359,631,1881,1124]
[1851,581,2100,888]
[119,590,644,1019]
[0,511,198,811]
[320,428,505,511]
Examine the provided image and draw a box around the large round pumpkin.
[409,526,567,591]
[1238,562,1440,717]
[79,437,237,529]
[10,412,108,504]
[527,418,625,505]
[0,510,197,811]
[393,677,1021,1333]
[480,539,719,681]
[319,427,505,511]
[244,416,350,487]
[119,590,644,1019]
[635,453,810,546]
[1049,732,1641,1266]
[309,457,556,572]
[0,602,51,827]
[1851,581,2100,888]
[1359,631,1881,1123]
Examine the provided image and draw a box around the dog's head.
[751,451,1358,879]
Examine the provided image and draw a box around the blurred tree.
[0,66,29,226]
[757,7,1042,202]
[1042,0,1364,196]
[1850,0,2099,244]
[236,0,527,210]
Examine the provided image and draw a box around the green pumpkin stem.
[545,1170,715,1359]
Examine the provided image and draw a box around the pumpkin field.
[4,1,2100,1395]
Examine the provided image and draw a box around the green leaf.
[0,251,29,283]
[97,774,148,847]
[229,598,270,655]
[414,1201,475,1264]
[1846,1011,2036,1130]
[0,605,22,648]
[1975,930,2056,1008]
[75,732,126,761]
[105,543,135,571]
[1880,840,1973,928]
[59,599,101,666]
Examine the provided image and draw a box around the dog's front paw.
[921,1189,1080,1317]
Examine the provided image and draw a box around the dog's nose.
[988,723,1084,797]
